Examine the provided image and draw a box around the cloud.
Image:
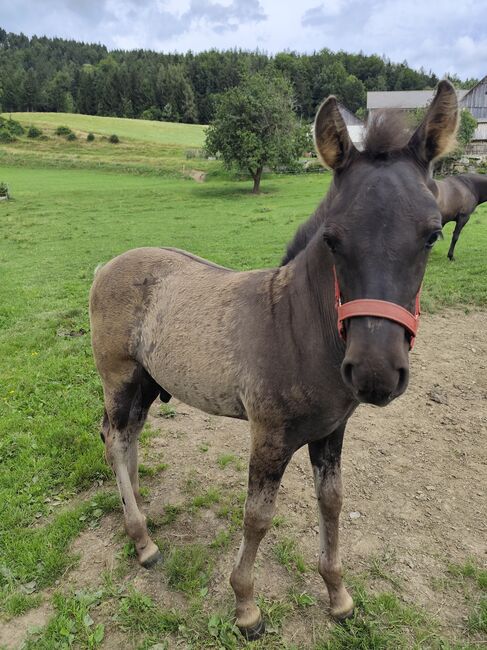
[301,0,349,26]
[1,0,486,79]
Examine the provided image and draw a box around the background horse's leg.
[230,423,291,640]
[447,213,470,260]
[308,424,354,620]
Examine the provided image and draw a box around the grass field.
[0,115,486,648]
[2,112,206,146]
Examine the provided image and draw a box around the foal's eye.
[324,234,339,253]
[425,230,443,249]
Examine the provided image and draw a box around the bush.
[55,125,72,136]
[0,182,9,197]
[27,125,42,138]
[3,118,24,136]
[109,134,119,144]
[0,130,15,143]
[66,132,77,141]
[87,132,95,142]
[141,106,162,121]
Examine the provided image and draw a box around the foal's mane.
[281,111,413,266]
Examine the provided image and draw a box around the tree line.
[0,28,475,124]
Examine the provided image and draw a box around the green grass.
[164,543,212,595]
[117,588,182,638]
[273,537,308,575]
[4,112,206,146]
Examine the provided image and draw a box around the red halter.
[333,267,421,350]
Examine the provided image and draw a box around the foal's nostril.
[342,361,354,388]
[396,367,409,396]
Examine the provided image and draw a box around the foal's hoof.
[140,548,163,569]
[333,607,355,624]
[238,617,266,641]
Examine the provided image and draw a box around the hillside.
[0,113,209,176]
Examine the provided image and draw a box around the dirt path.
[3,310,486,649]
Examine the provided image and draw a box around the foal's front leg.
[230,423,291,640]
[308,424,354,620]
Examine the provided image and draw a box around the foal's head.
[315,81,458,406]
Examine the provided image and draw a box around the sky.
[1,0,487,80]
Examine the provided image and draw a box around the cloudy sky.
[1,0,487,79]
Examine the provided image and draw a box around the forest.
[0,28,476,124]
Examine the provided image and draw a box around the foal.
[433,173,487,260]
[90,81,459,639]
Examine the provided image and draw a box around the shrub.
[27,125,42,138]
[4,119,24,136]
[66,132,77,141]
[0,130,15,143]
[55,125,72,136]
[141,106,162,121]
[109,134,119,144]
[87,132,95,142]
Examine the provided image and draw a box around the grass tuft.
[165,543,212,595]
[273,537,308,575]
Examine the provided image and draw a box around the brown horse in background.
[90,81,458,639]
[432,173,487,260]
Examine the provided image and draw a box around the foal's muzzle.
[333,267,416,405]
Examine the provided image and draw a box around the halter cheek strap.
[333,267,421,350]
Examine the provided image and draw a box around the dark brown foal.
[90,81,459,638]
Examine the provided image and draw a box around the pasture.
[0,115,486,649]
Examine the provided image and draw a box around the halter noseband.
[333,267,421,350]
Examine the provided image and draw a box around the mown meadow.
[0,114,485,649]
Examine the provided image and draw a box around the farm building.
[367,76,487,154]
[337,102,364,149]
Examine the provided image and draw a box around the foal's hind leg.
[308,424,354,620]
[230,422,291,639]
[101,363,161,568]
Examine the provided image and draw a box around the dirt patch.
[0,603,53,650]
[185,169,206,183]
[10,309,485,649]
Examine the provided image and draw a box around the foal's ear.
[408,80,459,165]
[314,96,356,170]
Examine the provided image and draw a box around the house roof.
[367,89,469,109]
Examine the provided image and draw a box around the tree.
[205,72,307,193]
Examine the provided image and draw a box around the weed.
[257,596,293,631]
[369,555,402,590]
[468,596,487,634]
[272,515,286,528]
[210,529,232,549]
[217,453,237,468]
[138,462,168,477]
[117,588,182,636]
[24,590,105,649]
[273,537,308,575]
[192,487,221,509]
[289,589,317,608]
[165,543,212,594]
[159,403,176,418]
[160,504,181,526]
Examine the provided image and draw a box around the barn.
[367,76,487,155]
[337,102,364,149]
